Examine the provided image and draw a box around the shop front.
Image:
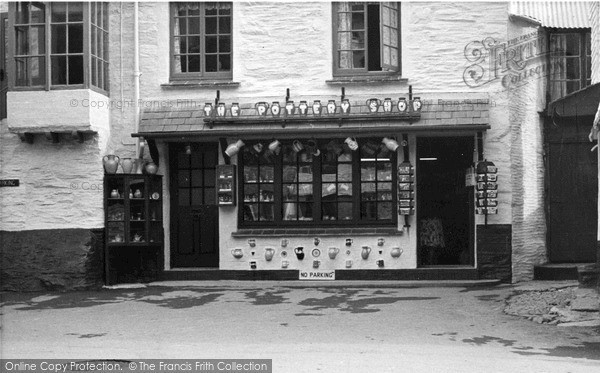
[105,94,509,283]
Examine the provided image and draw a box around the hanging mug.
[344,137,358,151]
[271,102,281,117]
[294,247,305,260]
[225,140,245,157]
[232,248,244,259]
[253,143,264,154]
[204,103,213,117]
[292,140,304,153]
[383,98,393,112]
[231,103,240,117]
[327,100,337,115]
[366,98,382,113]
[382,137,400,152]
[298,101,308,115]
[390,247,403,258]
[306,140,320,156]
[255,102,269,116]
[340,99,351,114]
[268,140,281,154]
[312,100,322,116]
[397,97,408,113]
[285,101,295,116]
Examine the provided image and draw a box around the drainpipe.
[134,2,141,158]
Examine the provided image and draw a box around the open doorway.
[417,136,475,266]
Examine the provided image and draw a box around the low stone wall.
[477,224,512,283]
[0,229,104,291]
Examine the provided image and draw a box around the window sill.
[326,76,408,85]
[161,81,241,89]
[232,227,403,237]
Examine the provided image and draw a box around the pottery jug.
[225,140,245,157]
[121,158,134,174]
[231,103,240,117]
[298,101,308,115]
[204,103,213,117]
[145,161,158,175]
[366,98,382,113]
[361,246,371,260]
[382,137,400,152]
[110,189,119,198]
[390,247,403,258]
[271,102,281,117]
[397,97,408,112]
[134,189,142,198]
[133,159,144,174]
[412,97,422,112]
[217,103,226,117]
[255,102,269,116]
[232,248,244,259]
[340,99,351,114]
[294,247,305,260]
[285,101,295,116]
[327,100,336,115]
[312,100,322,116]
[103,155,120,174]
[328,247,340,259]
[383,98,393,112]
[265,247,275,261]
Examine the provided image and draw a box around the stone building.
[0,1,597,290]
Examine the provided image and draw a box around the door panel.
[547,127,597,262]
[170,143,219,267]
[1,13,7,119]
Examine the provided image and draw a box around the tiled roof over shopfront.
[136,99,490,138]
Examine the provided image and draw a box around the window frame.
[237,138,398,228]
[169,2,233,82]
[547,28,591,101]
[332,1,401,78]
[7,2,109,94]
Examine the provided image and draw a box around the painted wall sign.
[0,179,19,187]
[299,270,336,280]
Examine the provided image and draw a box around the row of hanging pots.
[231,246,403,260]
[103,155,158,175]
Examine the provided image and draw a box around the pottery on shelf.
[145,161,158,175]
[103,155,120,174]
[121,158,134,174]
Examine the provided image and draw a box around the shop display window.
[239,138,396,226]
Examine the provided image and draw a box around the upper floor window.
[333,2,400,77]
[9,2,109,92]
[170,2,232,81]
[548,30,591,101]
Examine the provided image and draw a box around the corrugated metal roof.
[510,1,592,28]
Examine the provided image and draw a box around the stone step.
[533,263,593,281]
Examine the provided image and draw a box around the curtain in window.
[550,34,567,101]
[337,2,353,69]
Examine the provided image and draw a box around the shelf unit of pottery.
[216,164,237,206]
[104,174,163,285]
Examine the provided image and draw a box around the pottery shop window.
[170,2,232,81]
[548,30,591,101]
[9,2,109,91]
[333,2,400,77]
[238,139,397,227]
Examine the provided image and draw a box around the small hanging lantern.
[312,100,322,116]
[383,98,393,113]
[285,100,295,116]
[203,103,213,117]
[216,102,226,117]
[327,100,337,115]
[475,160,498,215]
[230,103,240,117]
[255,102,269,116]
[340,99,351,115]
[298,101,308,116]
[411,97,422,113]
[271,102,281,117]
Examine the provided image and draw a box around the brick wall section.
[0,229,104,291]
[477,224,512,283]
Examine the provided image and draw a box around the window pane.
[91,27,97,55]
[206,35,217,53]
[219,55,230,71]
[178,189,189,206]
[204,188,215,205]
[378,202,393,220]
[188,17,200,35]
[283,184,296,201]
[103,61,109,91]
[188,36,200,53]
[30,26,45,54]
[29,56,45,85]
[15,57,28,86]
[51,2,67,23]
[259,204,274,221]
[91,2,96,25]
[68,24,84,53]
[103,31,109,60]
[352,12,364,30]
[15,27,28,55]
[68,56,84,84]
[68,2,84,22]
[339,202,353,221]
[220,17,231,34]
[219,35,231,53]
[91,58,97,87]
[565,58,580,79]
[205,17,217,34]
[188,55,200,72]
[205,54,218,72]
[16,3,30,24]
[30,3,45,23]
[103,3,109,29]
[204,169,215,187]
[97,28,103,59]
[178,171,190,187]
[192,188,203,205]
[338,164,352,181]
[190,168,201,188]
[52,25,66,53]
[51,55,67,84]
[352,50,365,68]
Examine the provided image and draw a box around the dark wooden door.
[1,13,7,119]
[546,119,597,262]
[170,143,219,267]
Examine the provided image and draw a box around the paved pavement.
[1,281,599,372]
